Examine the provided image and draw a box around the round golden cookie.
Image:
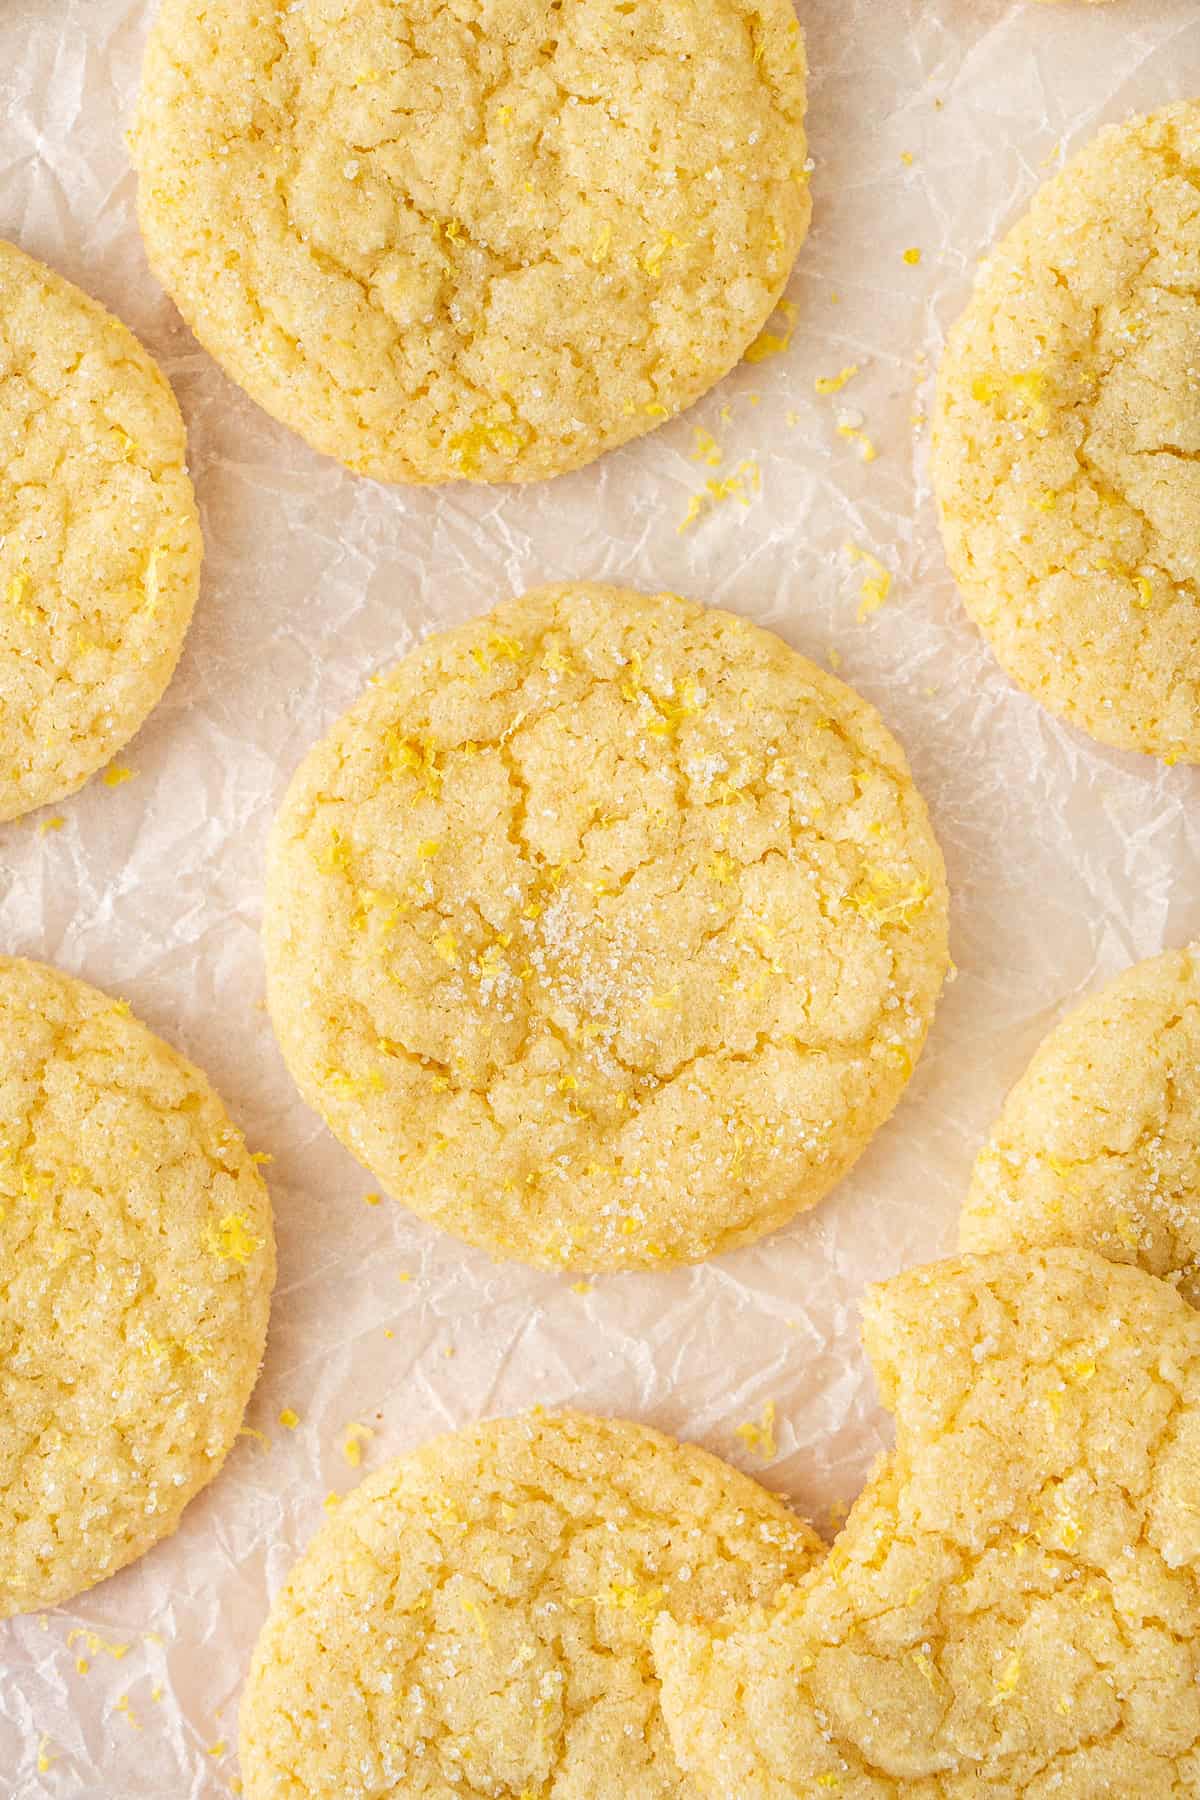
[933,102,1200,763]
[263,583,949,1272]
[239,1409,822,1800]
[654,1248,1200,1798]
[962,946,1200,1304]
[131,0,810,486]
[0,239,201,823]
[0,956,274,1617]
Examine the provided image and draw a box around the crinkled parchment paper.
[2,0,1200,1791]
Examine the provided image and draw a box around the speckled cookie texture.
[0,957,274,1617]
[962,946,1200,1305]
[131,0,810,485]
[654,1248,1200,1798]
[933,102,1200,763]
[0,240,201,823]
[263,583,949,1272]
[239,1409,822,1800]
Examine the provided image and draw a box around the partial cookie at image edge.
[0,955,274,1617]
[239,1408,823,1800]
[933,100,1200,763]
[961,944,1200,1303]
[0,237,201,823]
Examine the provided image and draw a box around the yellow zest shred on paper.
[115,1694,140,1730]
[691,426,723,466]
[67,1629,129,1661]
[837,421,878,463]
[103,765,135,787]
[744,297,798,364]
[903,246,923,266]
[238,1426,270,1449]
[203,1211,264,1266]
[343,1421,375,1468]
[278,1407,300,1430]
[735,1400,778,1460]
[324,1492,342,1511]
[207,1740,228,1757]
[814,363,859,396]
[570,1280,593,1296]
[38,815,65,835]
[36,1736,54,1774]
[844,543,893,620]
[677,458,762,533]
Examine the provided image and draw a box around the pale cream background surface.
[1,1,1199,1793]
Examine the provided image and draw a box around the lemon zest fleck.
[677,458,761,533]
[744,298,798,364]
[844,543,893,620]
[343,1421,374,1468]
[814,363,860,396]
[735,1400,778,1460]
[204,1211,264,1265]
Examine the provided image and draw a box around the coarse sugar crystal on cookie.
[0,957,274,1617]
[962,945,1200,1304]
[0,240,201,823]
[239,1409,823,1800]
[131,0,811,485]
[263,583,949,1272]
[933,101,1200,763]
[654,1248,1200,1798]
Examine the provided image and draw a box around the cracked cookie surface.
[239,1409,822,1800]
[933,102,1200,762]
[131,0,810,485]
[962,946,1200,1305]
[654,1248,1200,1798]
[263,583,949,1271]
[0,239,201,822]
[0,957,274,1616]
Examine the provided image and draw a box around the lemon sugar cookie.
[132,0,811,485]
[239,1410,822,1800]
[654,1249,1200,1797]
[0,239,201,823]
[933,102,1200,763]
[962,946,1200,1303]
[263,583,950,1272]
[0,957,274,1617]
